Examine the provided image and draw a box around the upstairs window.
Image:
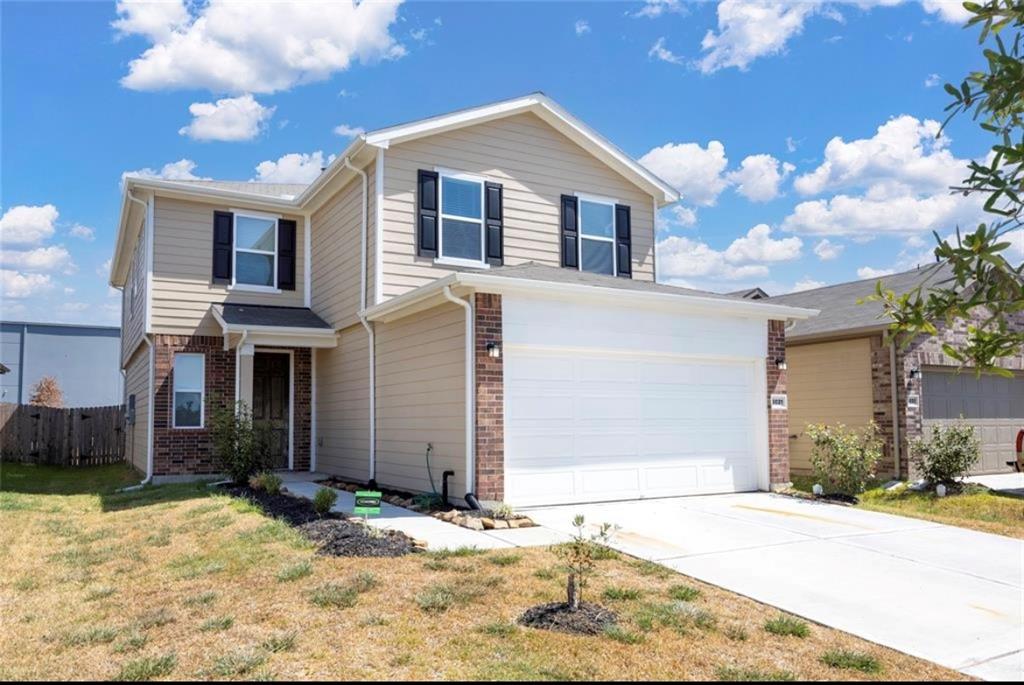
[578,196,616,276]
[173,353,205,429]
[438,173,485,266]
[234,213,278,288]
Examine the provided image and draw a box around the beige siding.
[121,217,148,366]
[315,324,371,481]
[310,159,376,330]
[380,112,656,299]
[788,338,875,473]
[151,197,306,335]
[124,343,150,475]
[374,303,467,496]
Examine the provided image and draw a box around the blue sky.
[1,0,1011,325]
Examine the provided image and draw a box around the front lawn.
[0,463,963,681]
[791,475,1024,539]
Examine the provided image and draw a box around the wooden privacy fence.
[0,403,125,466]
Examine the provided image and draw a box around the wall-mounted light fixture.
[908,367,920,379]
[774,357,787,370]
[486,341,502,359]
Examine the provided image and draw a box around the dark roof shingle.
[216,304,331,330]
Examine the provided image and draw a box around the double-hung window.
[438,172,486,266]
[173,353,205,429]
[234,212,278,289]
[577,195,616,276]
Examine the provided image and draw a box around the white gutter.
[890,340,901,478]
[442,285,475,495]
[234,330,248,414]
[344,156,377,483]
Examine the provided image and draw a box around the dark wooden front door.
[252,352,290,469]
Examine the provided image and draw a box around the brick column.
[767,320,790,489]
[474,293,504,502]
[292,348,312,471]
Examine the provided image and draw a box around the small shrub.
[910,422,980,485]
[312,487,338,516]
[209,401,273,484]
[200,615,234,632]
[490,502,517,520]
[667,584,701,602]
[276,560,313,583]
[117,653,177,681]
[764,614,810,638]
[820,649,882,673]
[261,631,297,653]
[552,515,616,610]
[602,586,642,601]
[249,471,283,495]
[603,625,645,644]
[488,553,522,567]
[715,666,795,681]
[805,422,882,496]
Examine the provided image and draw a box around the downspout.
[889,340,901,479]
[344,156,377,484]
[442,285,476,499]
[234,330,248,413]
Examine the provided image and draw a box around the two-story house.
[109,94,814,507]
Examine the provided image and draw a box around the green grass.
[791,476,1023,539]
[764,615,810,638]
[112,632,148,654]
[210,649,266,677]
[0,463,140,496]
[309,572,377,609]
[819,649,883,674]
[487,553,523,567]
[667,584,701,602]
[477,621,518,637]
[715,665,796,681]
[183,590,218,607]
[199,615,234,632]
[60,625,119,647]
[415,577,501,613]
[276,560,313,583]
[602,586,643,601]
[261,631,298,653]
[117,653,177,681]
[603,625,645,644]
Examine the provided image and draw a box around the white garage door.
[502,294,767,507]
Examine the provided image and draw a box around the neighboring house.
[0,321,124,406]
[769,266,1024,478]
[108,93,815,504]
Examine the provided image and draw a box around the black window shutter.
[212,210,234,283]
[484,182,504,266]
[560,195,578,268]
[417,170,439,258]
[277,219,297,290]
[615,204,632,278]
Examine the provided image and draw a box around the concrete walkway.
[524,492,1024,681]
[967,472,1024,498]
[281,474,570,551]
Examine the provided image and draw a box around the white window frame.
[575,192,618,277]
[172,352,205,429]
[435,168,488,269]
[231,209,281,293]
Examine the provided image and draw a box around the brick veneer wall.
[474,293,504,502]
[767,320,791,488]
[869,334,899,477]
[151,334,311,477]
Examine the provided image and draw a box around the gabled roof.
[214,304,331,330]
[768,263,953,341]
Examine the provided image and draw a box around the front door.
[252,352,290,469]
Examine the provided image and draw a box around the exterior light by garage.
[774,356,787,370]
[486,341,501,359]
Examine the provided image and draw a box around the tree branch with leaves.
[873,0,1024,374]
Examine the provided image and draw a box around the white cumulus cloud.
[1,245,74,273]
[178,94,275,142]
[333,123,365,138]
[813,238,843,260]
[726,154,794,202]
[68,224,95,241]
[723,224,803,263]
[0,204,59,246]
[574,19,590,36]
[857,266,896,279]
[648,37,685,65]
[641,141,729,207]
[791,278,826,292]
[116,0,406,94]
[123,158,209,183]
[633,0,687,19]
[657,224,802,287]
[1,269,53,298]
[253,151,335,184]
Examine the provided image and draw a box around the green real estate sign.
[354,491,382,516]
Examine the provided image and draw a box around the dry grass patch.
[0,463,967,681]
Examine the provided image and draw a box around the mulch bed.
[518,602,618,636]
[221,484,416,557]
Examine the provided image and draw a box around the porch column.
[236,342,255,411]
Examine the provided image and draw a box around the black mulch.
[221,484,416,557]
[518,602,618,636]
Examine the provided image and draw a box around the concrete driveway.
[525,493,1023,681]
